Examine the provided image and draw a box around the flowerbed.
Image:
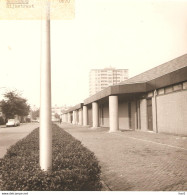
[0,124,102,191]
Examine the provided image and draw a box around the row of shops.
[62,54,187,136]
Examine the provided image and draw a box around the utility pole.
[40,0,52,171]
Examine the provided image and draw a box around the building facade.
[52,105,70,121]
[62,54,187,136]
[89,67,128,96]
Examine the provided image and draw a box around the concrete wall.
[157,90,187,135]
[99,99,138,130]
[119,101,129,130]
[100,103,109,127]
[140,99,147,131]
[88,107,92,126]
[78,109,83,125]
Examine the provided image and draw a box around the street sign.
[0,0,75,20]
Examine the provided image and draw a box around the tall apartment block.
[89,67,128,96]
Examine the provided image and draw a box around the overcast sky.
[0,0,187,109]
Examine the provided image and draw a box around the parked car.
[31,119,39,123]
[6,119,20,127]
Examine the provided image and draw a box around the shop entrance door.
[147,99,153,131]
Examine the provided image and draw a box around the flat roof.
[62,103,83,114]
[64,54,187,110]
[84,54,187,105]
[120,54,187,85]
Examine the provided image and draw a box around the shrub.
[0,124,102,191]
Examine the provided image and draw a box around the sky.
[0,0,187,109]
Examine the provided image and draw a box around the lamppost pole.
[40,0,52,171]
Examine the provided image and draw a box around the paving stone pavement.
[59,123,187,191]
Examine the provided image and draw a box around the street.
[0,123,39,158]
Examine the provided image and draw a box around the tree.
[32,109,40,120]
[0,90,30,120]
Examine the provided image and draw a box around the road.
[0,123,39,158]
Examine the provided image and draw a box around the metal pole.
[40,1,52,171]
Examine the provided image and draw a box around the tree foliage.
[0,90,30,119]
[32,109,39,120]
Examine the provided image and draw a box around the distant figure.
[60,118,62,124]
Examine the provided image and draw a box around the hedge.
[0,124,102,191]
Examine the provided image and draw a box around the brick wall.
[157,90,187,135]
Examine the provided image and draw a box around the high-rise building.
[89,67,128,96]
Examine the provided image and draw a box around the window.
[158,88,164,95]
[173,83,182,91]
[147,99,153,131]
[128,102,131,129]
[183,81,187,90]
[165,86,173,94]
[136,100,141,129]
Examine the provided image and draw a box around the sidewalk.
[59,123,187,191]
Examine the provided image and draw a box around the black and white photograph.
[0,0,187,194]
